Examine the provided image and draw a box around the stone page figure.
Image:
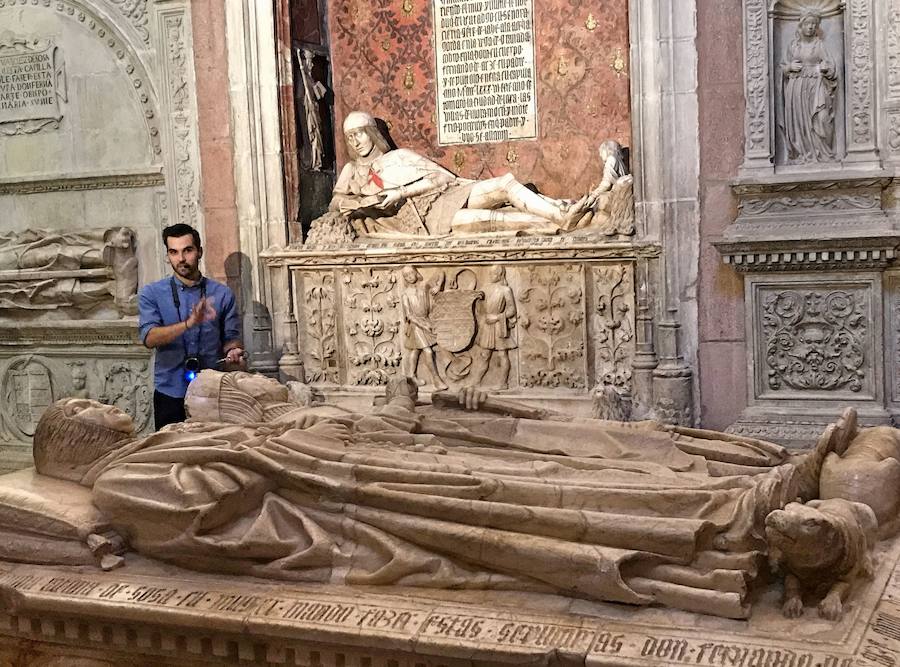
[400,266,447,390]
[471,266,517,389]
[781,11,838,164]
[326,111,593,237]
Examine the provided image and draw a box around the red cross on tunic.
[368,168,384,189]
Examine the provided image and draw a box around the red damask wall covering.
[328,0,631,198]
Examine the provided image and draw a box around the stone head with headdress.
[34,398,136,483]
[342,111,392,161]
[185,370,298,423]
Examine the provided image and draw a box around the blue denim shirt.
[138,276,242,398]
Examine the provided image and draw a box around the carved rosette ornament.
[302,272,339,384]
[518,265,586,389]
[762,289,867,393]
[341,268,402,385]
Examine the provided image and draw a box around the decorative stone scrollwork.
[740,194,880,216]
[518,265,586,389]
[593,264,635,393]
[848,0,874,148]
[161,13,199,225]
[342,268,402,386]
[107,0,150,45]
[889,0,900,100]
[301,271,339,384]
[762,289,867,392]
[743,0,770,159]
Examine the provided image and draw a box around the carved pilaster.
[592,264,635,394]
[846,0,878,163]
[156,7,201,228]
[741,0,772,174]
[300,271,339,384]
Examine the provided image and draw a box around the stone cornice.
[0,169,164,195]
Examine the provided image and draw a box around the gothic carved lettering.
[761,289,867,392]
[518,265,586,389]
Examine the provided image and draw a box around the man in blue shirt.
[139,224,245,429]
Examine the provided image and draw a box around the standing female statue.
[781,11,838,164]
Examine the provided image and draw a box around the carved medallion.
[431,290,481,352]
[762,289,867,393]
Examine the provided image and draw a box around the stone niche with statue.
[0,0,205,470]
[714,0,900,445]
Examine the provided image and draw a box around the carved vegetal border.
[0,171,163,194]
[847,0,876,152]
[889,0,900,100]
[742,0,771,167]
[157,8,200,226]
[0,0,162,157]
[593,264,635,391]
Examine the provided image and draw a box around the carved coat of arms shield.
[431,290,482,352]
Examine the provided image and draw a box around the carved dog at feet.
[765,498,876,620]
[820,425,900,537]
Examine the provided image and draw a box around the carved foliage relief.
[518,265,586,389]
[593,264,634,391]
[848,0,874,147]
[302,271,339,384]
[327,0,630,198]
[744,0,770,155]
[890,0,900,99]
[161,13,199,225]
[761,288,868,394]
[341,268,402,385]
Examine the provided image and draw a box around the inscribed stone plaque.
[0,35,66,135]
[433,0,538,145]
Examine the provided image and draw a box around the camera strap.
[170,277,207,360]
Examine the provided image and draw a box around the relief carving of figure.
[471,266,517,389]
[14,371,864,620]
[781,11,838,164]
[322,111,595,238]
[400,266,448,390]
[0,228,138,315]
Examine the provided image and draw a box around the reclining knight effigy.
[0,371,892,622]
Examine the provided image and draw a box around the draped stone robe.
[82,404,797,619]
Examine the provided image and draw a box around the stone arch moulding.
[741,0,879,175]
[0,0,203,234]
